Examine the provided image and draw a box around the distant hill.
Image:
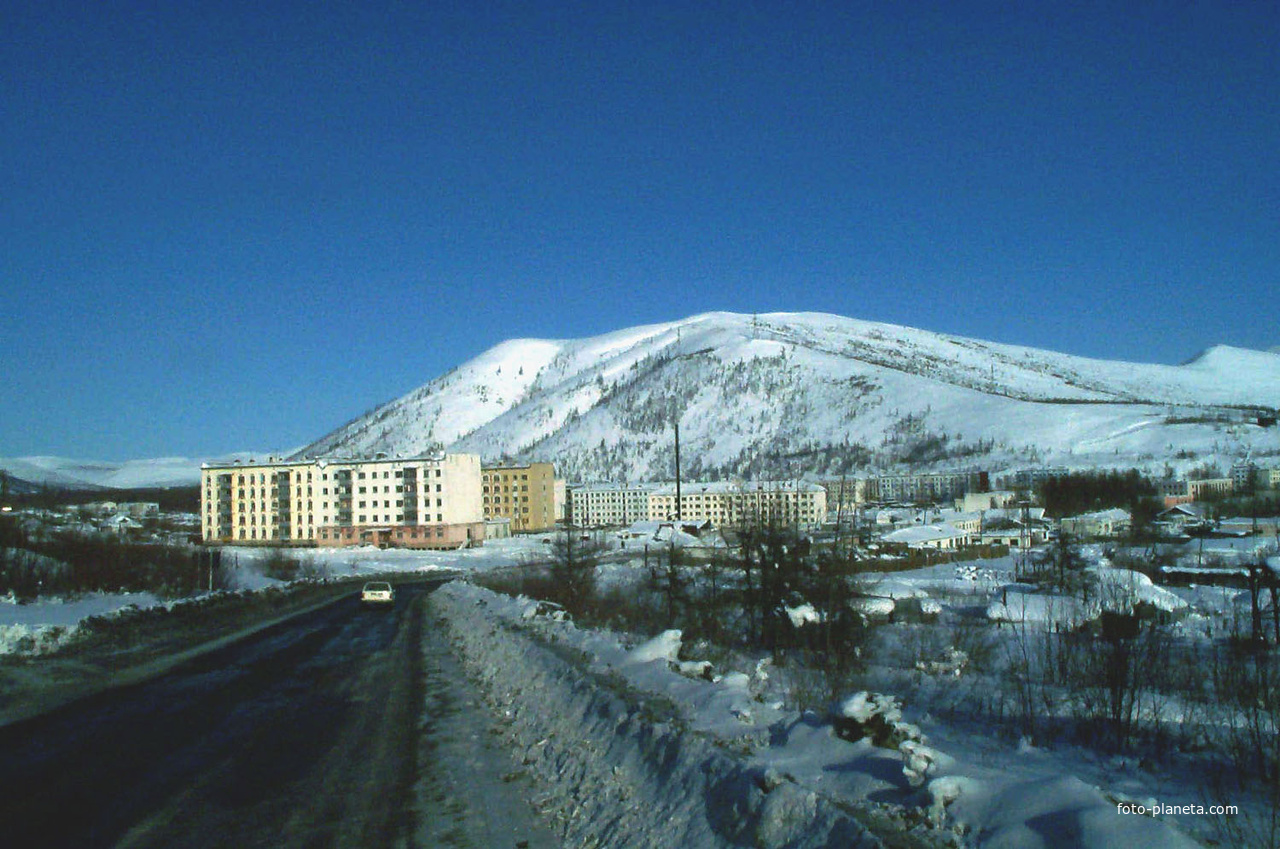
[293,311,1280,481]
[0,454,267,491]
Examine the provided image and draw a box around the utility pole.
[674,420,682,521]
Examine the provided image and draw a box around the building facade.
[647,480,827,529]
[1188,477,1233,501]
[201,454,484,549]
[566,482,660,527]
[875,470,989,504]
[481,462,556,532]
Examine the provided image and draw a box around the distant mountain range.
[292,311,1280,482]
[0,454,261,492]
[6,312,1277,491]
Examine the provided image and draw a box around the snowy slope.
[294,312,1280,481]
[0,453,267,490]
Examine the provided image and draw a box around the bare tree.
[549,526,605,616]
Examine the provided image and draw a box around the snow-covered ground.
[3,536,1270,844]
[433,578,1203,847]
[0,591,163,654]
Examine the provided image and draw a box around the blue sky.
[3,1,1277,460]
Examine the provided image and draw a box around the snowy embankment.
[432,581,881,848]
[0,591,162,655]
[434,580,1203,848]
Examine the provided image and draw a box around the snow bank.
[0,592,162,656]
[986,591,1093,629]
[932,774,1200,849]
[0,622,77,655]
[432,581,1203,847]
[1088,565,1188,614]
[431,582,876,847]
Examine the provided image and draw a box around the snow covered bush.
[832,691,941,788]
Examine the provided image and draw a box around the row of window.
[208,466,443,490]
[217,511,448,531]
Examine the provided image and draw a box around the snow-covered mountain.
[0,454,264,491]
[296,311,1280,481]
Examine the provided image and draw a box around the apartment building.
[201,454,484,549]
[567,482,660,527]
[647,480,827,529]
[481,462,556,532]
[1005,467,1071,492]
[875,470,989,504]
[1188,477,1233,501]
[819,477,877,514]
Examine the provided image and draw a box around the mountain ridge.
[293,312,1280,482]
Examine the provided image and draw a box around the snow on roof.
[571,481,663,492]
[650,480,825,496]
[882,525,966,544]
[1063,507,1131,522]
[1160,503,1208,518]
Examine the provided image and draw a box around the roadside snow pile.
[433,581,1203,848]
[432,583,878,848]
[0,622,76,655]
[0,592,162,656]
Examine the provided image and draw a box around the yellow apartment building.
[201,453,484,549]
[481,462,556,532]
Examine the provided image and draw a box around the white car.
[360,581,395,607]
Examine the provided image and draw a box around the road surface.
[0,580,557,848]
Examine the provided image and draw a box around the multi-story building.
[647,480,827,529]
[875,470,989,504]
[567,482,660,527]
[819,477,877,515]
[201,454,484,549]
[1188,477,1233,501]
[1232,461,1259,492]
[481,462,556,532]
[1005,467,1071,492]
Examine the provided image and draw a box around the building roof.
[650,480,825,496]
[882,524,967,544]
[570,481,663,493]
[1063,508,1131,522]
